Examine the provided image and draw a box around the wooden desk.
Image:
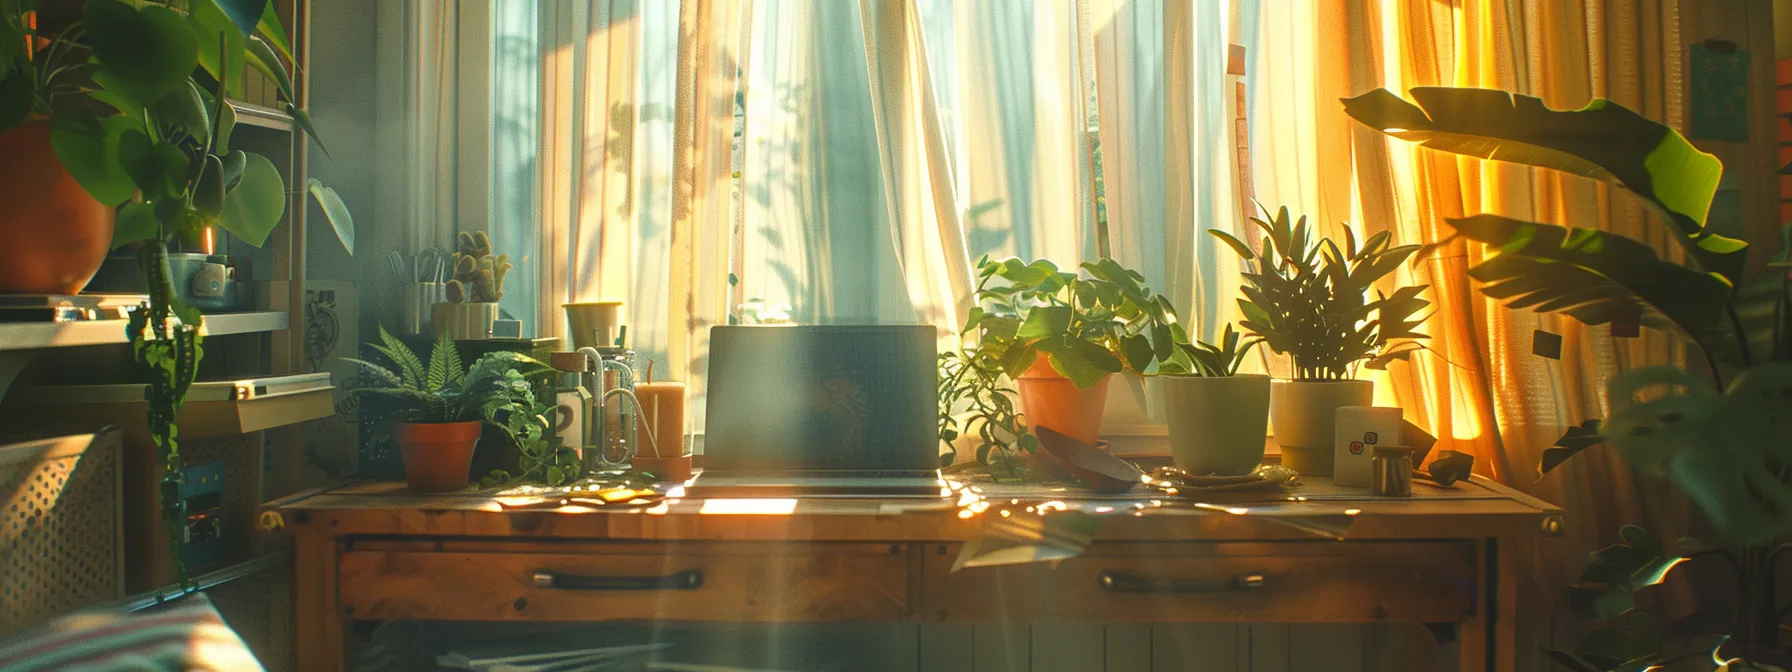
[264,475,1561,671]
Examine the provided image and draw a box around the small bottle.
[1372,445,1414,497]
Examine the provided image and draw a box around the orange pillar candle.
[632,381,687,458]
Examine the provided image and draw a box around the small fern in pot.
[1209,203,1430,476]
[346,326,550,492]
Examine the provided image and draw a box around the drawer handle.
[532,569,704,591]
[1097,570,1266,594]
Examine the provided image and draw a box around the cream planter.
[1161,374,1270,476]
[433,302,499,340]
[1270,379,1373,476]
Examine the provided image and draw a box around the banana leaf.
[1447,214,1734,347]
[1344,87,1745,282]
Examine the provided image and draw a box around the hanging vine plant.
[0,0,354,586]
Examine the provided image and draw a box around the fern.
[425,335,455,392]
[342,358,404,388]
[370,325,427,389]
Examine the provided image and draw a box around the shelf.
[8,372,336,438]
[0,311,289,352]
[228,101,294,131]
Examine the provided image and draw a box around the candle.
[632,381,686,458]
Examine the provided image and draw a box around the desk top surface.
[265,473,1564,543]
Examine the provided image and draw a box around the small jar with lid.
[1371,445,1414,497]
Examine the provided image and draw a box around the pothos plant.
[1346,87,1792,670]
[939,255,1186,477]
[1,0,353,586]
[1209,203,1430,381]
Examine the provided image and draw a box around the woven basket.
[0,429,123,635]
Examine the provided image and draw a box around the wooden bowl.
[1033,426,1142,494]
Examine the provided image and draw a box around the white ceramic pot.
[1270,379,1374,476]
[433,302,499,340]
[1161,374,1270,476]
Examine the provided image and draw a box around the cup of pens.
[393,249,448,335]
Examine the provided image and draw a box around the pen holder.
[402,282,442,335]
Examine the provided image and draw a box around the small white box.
[1333,406,1404,488]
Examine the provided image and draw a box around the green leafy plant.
[344,326,548,425]
[444,230,511,304]
[937,255,1184,481]
[936,346,1030,481]
[970,255,1187,390]
[1175,323,1261,377]
[478,397,583,489]
[1209,203,1430,381]
[1345,86,1792,670]
[0,0,353,587]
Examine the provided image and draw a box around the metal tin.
[1371,445,1413,497]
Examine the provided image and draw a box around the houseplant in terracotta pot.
[1158,324,1268,476]
[1,0,353,586]
[966,255,1183,447]
[435,230,511,340]
[347,326,549,492]
[1210,203,1429,476]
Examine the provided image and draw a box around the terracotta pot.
[1161,374,1271,476]
[0,121,116,294]
[1270,379,1374,476]
[1015,356,1111,446]
[396,421,482,492]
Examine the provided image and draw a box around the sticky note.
[1533,330,1564,360]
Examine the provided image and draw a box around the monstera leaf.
[1344,87,1745,282]
[1447,214,1734,345]
[1605,366,1792,544]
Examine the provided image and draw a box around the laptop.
[687,325,946,497]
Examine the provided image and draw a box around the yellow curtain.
[1315,0,1696,616]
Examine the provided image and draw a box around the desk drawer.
[923,541,1475,623]
[338,542,913,622]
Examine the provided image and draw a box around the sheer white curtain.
[532,0,1244,439]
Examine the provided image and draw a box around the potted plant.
[435,230,511,340]
[1156,324,1268,476]
[347,326,549,492]
[966,255,1183,447]
[1346,86,1792,670]
[1,0,352,585]
[1209,204,1429,475]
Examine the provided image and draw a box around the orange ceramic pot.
[1015,355,1111,446]
[396,421,483,492]
[0,121,116,295]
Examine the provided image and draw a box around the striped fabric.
[0,596,262,672]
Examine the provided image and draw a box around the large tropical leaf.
[1343,87,1745,282]
[1447,214,1733,345]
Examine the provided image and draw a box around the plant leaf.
[255,1,294,62]
[50,115,136,207]
[1538,419,1607,478]
[85,1,200,105]
[0,72,29,134]
[211,0,269,37]
[111,202,159,250]
[1450,215,1733,344]
[307,178,355,254]
[217,152,285,247]
[191,0,246,98]
[1343,87,1743,282]
[1048,338,1122,389]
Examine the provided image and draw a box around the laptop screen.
[703,325,938,472]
